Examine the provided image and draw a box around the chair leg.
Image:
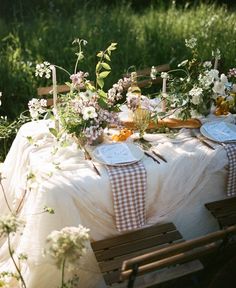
[127,263,139,288]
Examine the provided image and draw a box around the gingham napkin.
[106,161,147,232]
[224,144,236,197]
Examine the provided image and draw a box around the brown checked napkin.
[224,144,236,197]
[106,161,147,232]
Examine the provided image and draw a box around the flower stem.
[0,178,12,213]
[54,65,71,77]
[61,258,66,288]
[7,234,27,288]
[74,44,82,74]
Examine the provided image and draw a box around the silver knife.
[151,150,167,162]
[191,130,215,150]
[144,151,160,164]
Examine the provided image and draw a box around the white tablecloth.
[0,120,229,287]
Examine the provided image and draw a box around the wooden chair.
[121,225,236,288]
[205,196,236,228]
[91,222,203,287]
[37,84,70,107]
[123,64,170,89]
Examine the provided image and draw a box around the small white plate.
[200,121,236,143]
[92,143,144,166]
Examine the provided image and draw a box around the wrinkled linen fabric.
[0,120,228,288]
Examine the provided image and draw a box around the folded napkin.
[224,144,236,197]
[106,161,147,231]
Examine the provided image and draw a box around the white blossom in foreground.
[0,214,24,236]
[45,225,90,269]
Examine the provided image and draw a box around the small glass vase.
[133,107,150,139]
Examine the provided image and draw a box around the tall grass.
[0,1,236,120]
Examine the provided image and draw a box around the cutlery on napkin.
[135,138,167,164]
[191,129,215,150]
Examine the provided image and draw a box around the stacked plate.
[200,121,236,143]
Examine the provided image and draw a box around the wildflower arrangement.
[31,39,131,145]
[150,38,236,120]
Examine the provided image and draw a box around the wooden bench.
[121,225,236,288]
[91,222,203,287]
[37,84,70,107]
[123,64,170,89]
[205,196,236,228]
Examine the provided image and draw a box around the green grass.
[1,1,236,119]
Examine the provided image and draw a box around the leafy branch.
[95,42,117,91]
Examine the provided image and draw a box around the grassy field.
[1,1,236,119]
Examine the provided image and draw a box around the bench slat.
[91,223,177,251]
[94,230,182,261]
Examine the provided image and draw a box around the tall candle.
[162,77,167,112]
[51,65,57,108]
[214,58,218,70]
[51,65,59,130]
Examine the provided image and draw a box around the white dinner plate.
[200,121,236,143]
[92,143,144,166]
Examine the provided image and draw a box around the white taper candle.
[162,77,167,112]
[51,65,57,108]
[214,58,218,70]
[51,65,59,130]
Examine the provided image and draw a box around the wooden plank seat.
[37,84,70,97]
[205,196,236,228]
[121,225,236,288]
[37,82,93,106]
[123,64,170,89]
[37,84,70,107]
[91,222,203,287]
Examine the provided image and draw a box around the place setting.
[198,120,236,197]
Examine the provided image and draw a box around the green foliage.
[0,112,31,162]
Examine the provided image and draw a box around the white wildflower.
[212,48,221,60]
[185,37,197,49]
[189,87,203,105]
[45,225,90,269]
[150,66,157,80]
[203,61,212,69]
[35,61,51,79]
[161,72,169,79]
[220,73,228,84]
[213,81,226,95]
[80,90,96,101]
[0,214,24,236]
[208,69,219,80]
[212,73,229,96]
[82,106,97,120]
[28,98,47,120]
[0,92,2,106]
